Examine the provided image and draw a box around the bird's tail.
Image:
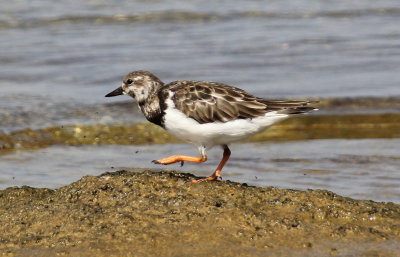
[258,99,319,114]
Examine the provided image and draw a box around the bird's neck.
[139,87,165,127]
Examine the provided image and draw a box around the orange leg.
[153,154,207,165]
[192,145,231,183]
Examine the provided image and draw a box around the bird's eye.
[126,79,133,84]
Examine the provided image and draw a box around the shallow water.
[1,139,399,203]
[1,1,399,111]
[1,0,399,129]
[0,1,399,205]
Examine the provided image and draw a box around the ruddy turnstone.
[106,70,317,183]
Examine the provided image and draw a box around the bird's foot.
[151,159,183,166]
[191,175,221,184]
[152,154,206,165]
[152,156,179,165]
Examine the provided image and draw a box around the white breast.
[163,93,289,149]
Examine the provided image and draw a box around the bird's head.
[105,70,163,105]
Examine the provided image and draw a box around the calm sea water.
[1,1,399,108]
[1,139,399,203]
[0,1,399,202]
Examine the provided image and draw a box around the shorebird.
[106,70,317,183]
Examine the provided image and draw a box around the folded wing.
[168,81,316,124]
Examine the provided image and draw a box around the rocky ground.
[1,170,400,256]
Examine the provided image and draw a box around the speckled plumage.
[168,80,315,124]
[106,70,318,182]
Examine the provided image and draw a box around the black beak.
[105,87,124,97]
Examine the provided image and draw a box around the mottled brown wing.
[168,81,268,124]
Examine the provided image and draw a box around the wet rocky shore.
[1,170,399,256]
[1,112,399,156]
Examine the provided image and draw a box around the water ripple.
[1,8,400,29]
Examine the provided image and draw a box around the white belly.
[163,101,288,149]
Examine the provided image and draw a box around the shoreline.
[1,170,399,256]
[1,112,399,156]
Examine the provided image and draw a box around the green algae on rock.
[0,122,180,155]
[316,97,400,112]
[1,113,399,155]
[0,170,399,256]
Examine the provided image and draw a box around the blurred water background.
[0,0,399,202]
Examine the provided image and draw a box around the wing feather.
[166,81,317,124]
